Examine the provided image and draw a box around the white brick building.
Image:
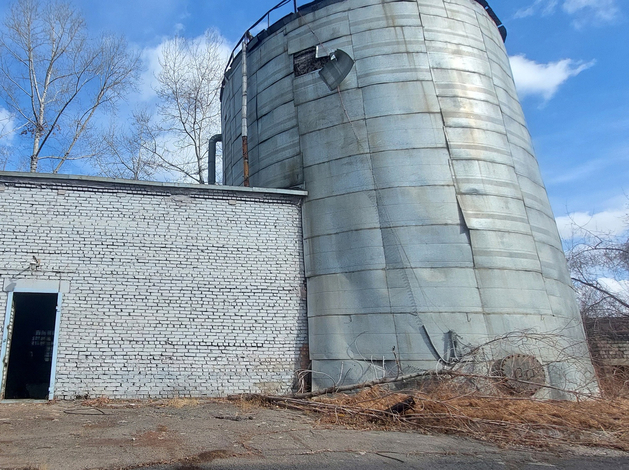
[0,172,308,399]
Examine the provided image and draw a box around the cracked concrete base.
[0,400,627,470]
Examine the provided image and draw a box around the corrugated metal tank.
[221,0,597,397]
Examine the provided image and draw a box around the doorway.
[2,293,59,399]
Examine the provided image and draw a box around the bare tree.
[0,107,15,140]
[0,145,9,171]
[0,0,140,173]
[95,108,161,180]
[148,30,225,183]
[565,209,629,318]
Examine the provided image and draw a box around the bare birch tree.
[148,30,225,184]
[0,146,9,171]
[0,0,139,173]
[95,108,161,180]
[565,209,629,318]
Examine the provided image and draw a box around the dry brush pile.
[235,378,629,451]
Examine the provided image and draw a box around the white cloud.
[598,278,629,297]
[563,0,620,24]
[509,55,594,101]
[137,44,163,102]
[514,0,620,26]
[135,30,232,103]
[556,209,628,239]
[0,106,17,142]
[515,0,559,18]
[546,157,612,185]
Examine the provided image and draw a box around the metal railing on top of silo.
[224,0,507,76]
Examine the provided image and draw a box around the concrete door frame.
[1,280,68,400]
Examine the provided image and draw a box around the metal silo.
[221,0,597,398]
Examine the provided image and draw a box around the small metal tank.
[221,0,597,398]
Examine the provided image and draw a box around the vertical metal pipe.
[207,134,222,185]
[241,38,250,187]
[293,0,297,13]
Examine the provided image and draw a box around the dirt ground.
[1,399,628,470]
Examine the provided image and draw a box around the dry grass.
[248,385,629,451]
[81,397,114,408]
[164,397,201,408]
[232,394,267,413]
[597,365,629,399]
[72,374,629,452]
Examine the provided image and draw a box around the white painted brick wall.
[0,175,307,399]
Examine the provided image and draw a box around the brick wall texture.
[585,319,629,367]
[0,175,307,399]
[589,338,629,366]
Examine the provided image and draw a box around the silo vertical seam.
[419,5,487,335]
[476,8,552,320]
[343,14,402,373]
[358,3,444,365]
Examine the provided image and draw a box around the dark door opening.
[4,293,58,399]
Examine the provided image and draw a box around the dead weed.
[251,385,629,451]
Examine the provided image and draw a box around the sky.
[0,0,627,237]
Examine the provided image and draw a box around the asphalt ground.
[1,399,628,470]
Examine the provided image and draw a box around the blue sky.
[0,0,627,235]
